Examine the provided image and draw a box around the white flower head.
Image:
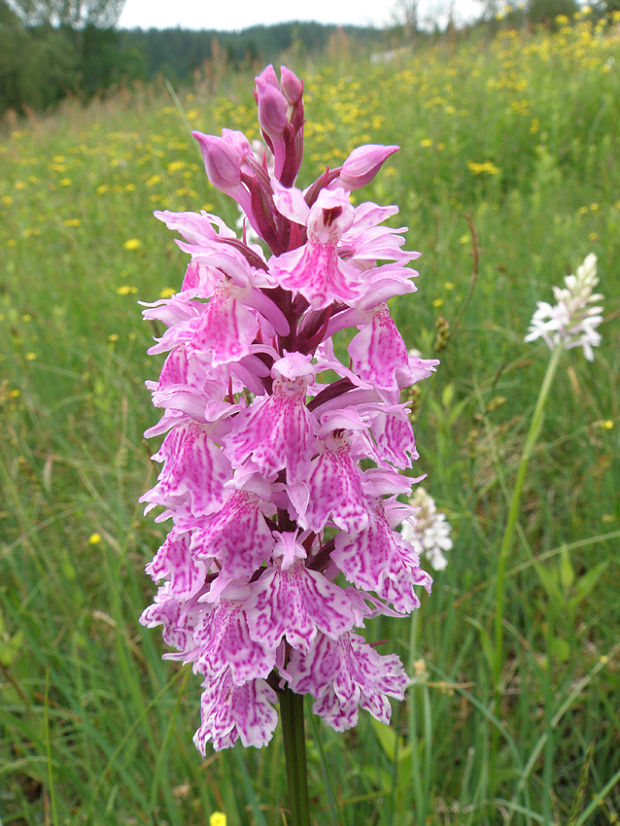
[402,487,453,571]
[525,253,604,361]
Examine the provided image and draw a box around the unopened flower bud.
[255,77,288,135]
[193,131,242,190]
[339,144,399,190]
[280,65,303,105]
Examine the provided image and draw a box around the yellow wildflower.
[89,533,102,544]
[123,239,142,251]
[467,160,500,175]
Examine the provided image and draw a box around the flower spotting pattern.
[140,65,437,754]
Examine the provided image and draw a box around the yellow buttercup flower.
[123,239,142,251]
[467,160,500,175]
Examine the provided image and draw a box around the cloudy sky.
[117,0,480,31]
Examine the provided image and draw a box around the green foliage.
[527,0,579,26]
[1,20,619,826]
[0,20,383,116]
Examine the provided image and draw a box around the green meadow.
[1,17,619,826]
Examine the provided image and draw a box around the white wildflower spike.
[401,487,453,571]
[524,253,604,361]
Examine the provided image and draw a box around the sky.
[116,0,480,32]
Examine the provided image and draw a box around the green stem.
[493,345,563,711]
[280,687,311,826]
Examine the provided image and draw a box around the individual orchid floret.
[401,487,453,571]
[140,64,438,758]
[348,303,413,392]
[270,187,361,309]
[524,252,604,361]
[194,671,278,752]
[245,558,356,654]
[223,354,316,482]
[285,632,409,731]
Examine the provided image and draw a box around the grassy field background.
[1,16,619,826]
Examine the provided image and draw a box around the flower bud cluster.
[140,65,438,753]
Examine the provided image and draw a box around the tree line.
[2,0,618,117]
[0,7,381,116]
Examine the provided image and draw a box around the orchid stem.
[492,345,563,733]
[281,687,311,826]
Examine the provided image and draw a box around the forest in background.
[3,0,619,118]
[0,10,382,116]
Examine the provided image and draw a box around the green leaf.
[559,546,575,591]
[570,560,609,609]
[551,636,571,662]
[0,629,24,667]
[534,562,563,608]
[441,382,454,408]
[370,717,397,761]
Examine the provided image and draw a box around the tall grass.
[1,16,619,825]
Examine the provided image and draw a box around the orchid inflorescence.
[525,252,603,361]
[140,65,437,753]
[401,487,453,572]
